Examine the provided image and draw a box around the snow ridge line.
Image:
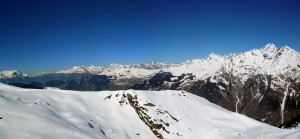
[126,93,170,139]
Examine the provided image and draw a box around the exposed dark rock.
[8,82,43,89]
[45,74,110,91]
[88,122,94,129]
[144,103,155,107]
[278,115,300,128]
[104,95,112,100]
[132,72,195,90]
[127,94,170,139]
[132,72,300,127]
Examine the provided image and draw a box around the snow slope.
[166,53,225,79]
[0,83,299,139]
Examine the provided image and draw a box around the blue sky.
[0,0,300,73]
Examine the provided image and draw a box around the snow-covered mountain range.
[1,44,299,81]
[0,83,299,139]
[1,44,299,127]
[56,62,177,78]
[54,43,300,81]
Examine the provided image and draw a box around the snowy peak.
[0,70,23,79]
[277,46,298,57]
[260,44,296,55]
[261,43,277,50]
[140,62,176,69]
[207,53,222,60]
[57,66,92,74]
[165,44,300,81]
[105,62,175,70]
[72,66,91,73]
[278,45,296,52]
[261,43,278,54]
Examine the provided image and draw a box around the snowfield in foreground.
[0,83,299,139]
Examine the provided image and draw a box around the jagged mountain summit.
[1,44,299,127]
[0,83,299,139]
[165,43,300,81]
[0,70,24,79]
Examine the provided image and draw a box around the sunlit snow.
[0,83,299,139]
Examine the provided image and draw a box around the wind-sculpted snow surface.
[0,83,299,139]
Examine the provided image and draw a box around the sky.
[0,0,300,73]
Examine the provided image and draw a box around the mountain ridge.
[1,44,299,80]
[1,44,299,127]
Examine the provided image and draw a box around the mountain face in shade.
[1,44,299,127]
